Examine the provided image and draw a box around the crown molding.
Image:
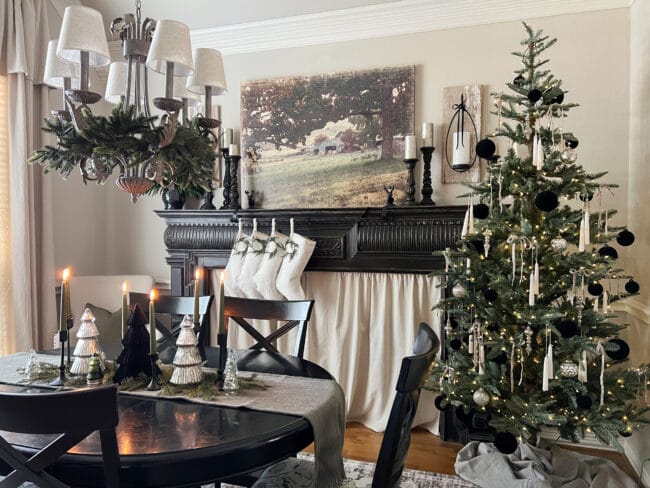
[189,0,632,55]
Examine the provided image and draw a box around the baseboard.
[624,441,650,487]
[539,427,616,450]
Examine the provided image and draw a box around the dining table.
[0,347,340,488]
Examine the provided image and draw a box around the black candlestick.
[145,353,161,391]
[229,155,241,210]
[50,330,68,386]
[216,332,228,390]
[220,148,231,209]
[403,158,418,206]
[200,190,216,210]
[66,317,73,366]
[420,147,435,206]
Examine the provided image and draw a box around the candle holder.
[216,332,228,390]
[66,317,74,366]
[145,353,161,391]
[403,158,418,206]
[220,148,231,209]
[200,190,216,210]
[419,147,435,206]
[228,155,241,210]
[50,330,68,386]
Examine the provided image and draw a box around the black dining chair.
[129,292,214,362]
[250,322,439,488]
[0,384,120,488]
[224,296,315,359]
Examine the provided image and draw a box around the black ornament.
[513,75,525,86]
[598,245,618,260]
[473,203,490,219]
[487,325,499,333]
[616,230,635,247]
[493,351,507,365]
[566,138,579,149]
[605,338,630,361]
[625,279,640,294]
[494,432,518,454]
[449,339,462,350]
[618,429,633,438]
[587,282,604,297]
[449,317,459,329]
[552,92,565,104]
[434,394,450,411]
[470,239,485,255]
[556,320,578,339]
[535,191,559,212]
[527,89,543,103]
[476,139,496,159]
[578,192,593,202]
[483,288,498,303]
[576,395,593,410]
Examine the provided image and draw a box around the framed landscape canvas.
[240,66,415,208]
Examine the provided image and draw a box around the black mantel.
[155,206,465,296]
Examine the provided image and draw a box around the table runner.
[0,353,345,488]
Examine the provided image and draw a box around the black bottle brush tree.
[429,23,649,452]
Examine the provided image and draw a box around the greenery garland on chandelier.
[428,23,649,452]
[29,104,217,200]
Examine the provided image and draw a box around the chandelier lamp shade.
[186,48,227,127]
[30,1,224,203]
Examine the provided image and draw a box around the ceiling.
[81,0,398,31]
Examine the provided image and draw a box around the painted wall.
[622,0,650,482]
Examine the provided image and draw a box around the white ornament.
[473,387,490,407]
[560,359,579,378]
[452,283,467,298]
[551,236,567,251]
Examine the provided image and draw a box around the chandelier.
[41,0,227,202]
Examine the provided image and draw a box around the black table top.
[0,349,332,487]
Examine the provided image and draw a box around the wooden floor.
[306,422,642,485]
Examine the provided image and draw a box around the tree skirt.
[218,452,474,487]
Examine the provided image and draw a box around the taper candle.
[59,268,70,332]
[64,269,72,327]
[218,271,225,334]
[149,289,157,354]
[404,135,417,159]
[121,282,128,339]
[422,123,434,147]
[194,268,201,325]
[222,128,233,150]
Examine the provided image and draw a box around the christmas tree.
[432,23,649,450]
[71,308,104,376]
[170,315,204,385]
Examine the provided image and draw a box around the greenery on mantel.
[29,105,217,199]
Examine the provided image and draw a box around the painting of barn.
[240,66,415,208]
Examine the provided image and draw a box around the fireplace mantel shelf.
[155,206,465,295]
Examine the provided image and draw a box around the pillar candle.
[149,290,157,354]
[229,143,240,157]
[222,128,233,150]
[404,135,417,159]
[59,268,70,332]
[452,132,471,168]
[422,123,434,147]
[218,271,225,335]
[194,268,201,326]
[121,282,128,339]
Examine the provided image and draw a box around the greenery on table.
[428,23,649,450]
[28,105,217,199]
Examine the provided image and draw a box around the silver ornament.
[473,387,490,406]
[452,283,467,298]
[560,359,579,378]
[551,236,567,251]
[560,148,577,163]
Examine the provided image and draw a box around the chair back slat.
[0,385,120,488]
[223,297,314,359]
[372,323,439,488]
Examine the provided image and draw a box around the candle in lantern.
[422,123,434,147]
[194,268,201,326]
[404,135,417,160]
[149,289,157,354]
[59,268,70,333]
[452,131,471,170]
[222,128,233,150]
[229,143,240,157]
[121,282,128,339]
[218,271,225,335]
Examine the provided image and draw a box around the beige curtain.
[214,271,442,433]
[0,0,57,353]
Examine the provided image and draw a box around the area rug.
[218,452,475,487]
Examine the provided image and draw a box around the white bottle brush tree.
[430,23,649,452]
[71,308,104,376]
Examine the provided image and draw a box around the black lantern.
[445,94,479,173]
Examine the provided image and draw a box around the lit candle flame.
[195,268,201,281]
[122,281,127,293]
[220,271,226,283]
[62,268,70,281]
[150,289,156,301]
